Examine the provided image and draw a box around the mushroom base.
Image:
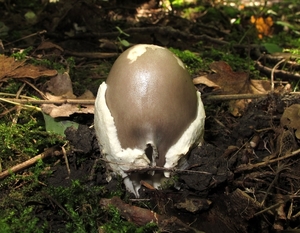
[94,82,205,197]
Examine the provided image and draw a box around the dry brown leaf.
[280,104,300,139]
[77,90,95,99]
[249,79,271,94]
[0,56,25,80]
[42,90,95,118]
[209,61,250,94]
[36,41,64,52]
[174,197,211,213]
[194,61,271,95]
[0,55,57,80]
[193,75,221,89]
[228,99,251,117]
[42,70,96,118]
[9,64,57,79]
[46,72,74,96]
[45,92,77,100]
[194,61,271,116]
[41,103,94,118]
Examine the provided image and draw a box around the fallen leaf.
[41,103,94,118]
[45,91,76,100]
[41,88,95,118]
[249,79,272,94]
[193,75,221,90]
[280,104,300,139]
[77,90,95,99]
[42,69,96,117]
[206,62,248,93]
[229,99,251,117]
[0,55,57,80]
[194,61,271,116]
[36,41,64,52]
[194,61,271,94]
[174,197,211,213]
[46,72,74,96]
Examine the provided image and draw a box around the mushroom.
[94,44,205,196]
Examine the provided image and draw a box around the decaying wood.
[202,189,262,233]
[99,196,204,233]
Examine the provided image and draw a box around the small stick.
[234,148,300,173]
[61,142,70,176]
[2,98,95,105]
[271,59,286,92]
[4,30,47,46]
[1,92,300,105]
[0,146,62,180]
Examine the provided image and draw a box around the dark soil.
[60,94,300,233]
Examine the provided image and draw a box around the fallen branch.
[100,196,204,233]
[1,98,95,105]
[0,146,62,180]
[64,50,118,58]
[1,92,299,106]
[234,148,300,173]
[0,91,299,109]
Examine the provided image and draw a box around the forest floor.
[1,1,300,232]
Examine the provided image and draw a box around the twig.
[0,146,62,180]
[255,60,300,81]
[42,192,71,217]
[4,30,47,46]
[22,79,48,100]
[271,59,286,92]
[254,201,282,216]
[204,93,268,101]
[1,92,300,106]
[16,82,26,99]
[0,97,41,111]
[2,98,95,105]
[260,169,279,207]
[61,142,70,176]
[88,158,100,181]
[0,106,18,117]
[205,92,300,101]
[0,93,36,99]
[234,148,300,173]
[64,50,118,58]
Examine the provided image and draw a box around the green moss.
[69,59,111,96]
[1,79,23,94]
[170,48,206,75]
[0,206,47,233]
[0,160,51,233]
[0,114,62,163]
[43,179,157,232]
[201,47,260,78]
[11,47,33,60]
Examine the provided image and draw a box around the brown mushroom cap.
[105,44,198,167]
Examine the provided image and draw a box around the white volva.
[94,44,205,196]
